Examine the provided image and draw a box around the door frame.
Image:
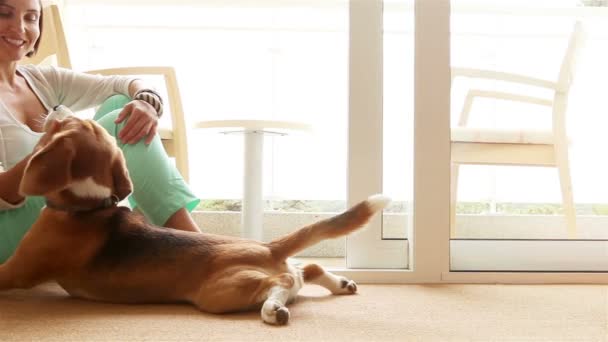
[342,0,608,284]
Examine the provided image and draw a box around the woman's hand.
[114,100,159,145]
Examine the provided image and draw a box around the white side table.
[195,119,312,241]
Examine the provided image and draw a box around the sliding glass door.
[450,0,608,271]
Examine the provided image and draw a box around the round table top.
[195,119,312,134]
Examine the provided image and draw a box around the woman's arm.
[26,65,135,112]
[0,155,32,208]
[34,66,162,145]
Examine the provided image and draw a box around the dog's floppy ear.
[20,136,76,196]
[112,152,133,201]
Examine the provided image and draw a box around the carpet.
[0,282,606,341]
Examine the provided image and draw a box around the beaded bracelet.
[134,89,164,118]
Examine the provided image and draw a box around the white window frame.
[346,0,408,269]
[340,0,450,281]
[338,0,608,284]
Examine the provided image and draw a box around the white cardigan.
[0,64,135,210]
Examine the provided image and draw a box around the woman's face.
[0,0,40,63]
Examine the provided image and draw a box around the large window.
[64,0,413,269]
[450,0,608,271]
[62,0,608,281]
[452,1,608,239]
[65,1,349,210]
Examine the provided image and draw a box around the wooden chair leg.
[555,148,576,238]
[450,163,460,238]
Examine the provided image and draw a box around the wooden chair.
[450,22,585,239]
[21,2,190,182]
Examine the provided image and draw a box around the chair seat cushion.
[451,127,554,144]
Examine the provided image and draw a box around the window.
[450,0,608,271]
[64,0,608,281]
[65,1,349,212]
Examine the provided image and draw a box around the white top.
[0,64,134,210]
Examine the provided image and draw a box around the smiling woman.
[0,0,205,263]
[0,0,42,63]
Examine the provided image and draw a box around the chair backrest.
[19,2,190,182]
[556,21,585,92]
[20,3,72,68]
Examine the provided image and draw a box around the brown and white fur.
[0,112,390,325]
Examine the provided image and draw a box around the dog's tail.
[266,194,390,261]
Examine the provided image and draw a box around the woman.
[0,0,202,262]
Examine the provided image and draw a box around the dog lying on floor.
[0,110,389,325]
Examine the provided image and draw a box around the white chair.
[450,22,585,239]
[21,2,190,182]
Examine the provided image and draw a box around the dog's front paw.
[334,277,357,295]
[261,299,290,325]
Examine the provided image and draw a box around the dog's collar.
[45,195,120,213]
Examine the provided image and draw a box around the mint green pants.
[0,95,199,262]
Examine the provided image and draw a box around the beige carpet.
[0,282,606,341]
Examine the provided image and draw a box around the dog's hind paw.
[334,277,357,295]
[261,300,290,325]
[340,278,357,294]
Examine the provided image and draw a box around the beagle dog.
[0,111,389,325]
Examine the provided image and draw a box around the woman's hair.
[25,0,43,58]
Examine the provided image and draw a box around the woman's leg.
[0,197,45,263]
[165,208,200,232]
[94,95,201,232]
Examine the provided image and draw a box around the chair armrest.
[456,89,553,127]
[467,90,553,107]
[451,67,562,91]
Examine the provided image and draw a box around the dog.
[0,111,389,325]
